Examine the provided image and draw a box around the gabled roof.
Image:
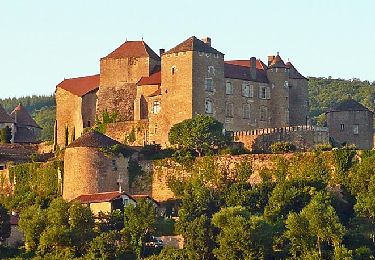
[11,104,40,128]
[74,191,134,204]
[67,131,122,149]
[56,74,100,97]
[164,36,224,55]
[224,60,268,83]
[328,99,373,113]
[137,71,161,86]
[104,40,160,60]
[0,104,14,123]
[131,194,159,206]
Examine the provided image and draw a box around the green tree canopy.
[168,114,227,156]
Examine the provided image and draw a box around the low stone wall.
[233,125,329,152]
[105,120,148,146]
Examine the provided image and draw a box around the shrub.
[313,143,332,152]
[270,142,296,154]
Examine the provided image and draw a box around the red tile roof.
[224,60,268,83]
[74,191,131,203]
[57,74,100,97]
[104,41,160,60]
[11,104,40,128]
[137,71,161,86]
[164,36,223,55]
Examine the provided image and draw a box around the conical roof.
[67,131,122,149]
[164,36,224,55]
[329,99,372,113]
[11,104,40,128]
[0,104,14,123]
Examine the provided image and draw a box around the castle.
[55,36,309,148]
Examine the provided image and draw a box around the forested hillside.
[308,77,375,118]
[0,95,55,141]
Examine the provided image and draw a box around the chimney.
[201,37,211,47]
[268,55,275,66]
[250,57,257,80]
[159,49,165,56]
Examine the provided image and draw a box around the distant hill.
[0,95,55,141]
[308,77,375,118]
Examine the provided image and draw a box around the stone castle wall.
[233,125,329,152]
[105,120,148,146]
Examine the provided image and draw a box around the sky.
[0,0,374,99]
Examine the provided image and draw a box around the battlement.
[233,125,328,137]
[233,125,329,152]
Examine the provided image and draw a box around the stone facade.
[56,36,310,148]
[63,146,129,201]
[327,99,374,149]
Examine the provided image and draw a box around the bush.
[313,143,332,152]
[270,142,296,154]
[141,145,173,160]
[219,146,249,155]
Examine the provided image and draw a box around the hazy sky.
[0,0,374,98]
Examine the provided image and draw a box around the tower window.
[208,66,215,76]
[353,124,359,135]
[225,81,233,95]
[205,99,213,114]
[205,78,214,92]
[340,124,345,131]
[152,101,161,114]
[171,66,176,75]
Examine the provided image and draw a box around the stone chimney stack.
[250,57,257,80]
[268,55,276,66]
[159,49,165,56]
[201,37,211,47]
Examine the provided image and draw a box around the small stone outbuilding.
[63,131,131,201]
[327,99,374,150]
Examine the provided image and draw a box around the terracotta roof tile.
[329,99,373,113]
[164,36,224,55]
[57,74,100,97]
[137,71,161,86]
[74,191,132,203]
[224,60,268,83]
[11,104,40,128]
[67,131,122,149]
[0,104,14,123]
[104,41,160,60]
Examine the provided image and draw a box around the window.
[171,66,176,75]
[112,160,117,171]
[225,82,233,95]
[353,124,359,135]
[284,81,289,87]
[259,86,271,99]
[205,78,214,91]
[340,124,345,131]
[249,85,254,97]
[243,104,250,119]
[205,99,213,114]
[208,66,215,76]
[260,106,268,121]
[152,101,161,114]
[199,51,204,56]
[242,83,250,97]
[226,103,234,117]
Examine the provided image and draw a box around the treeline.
[308,77,375,118]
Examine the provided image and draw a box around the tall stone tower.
[97,41,160,121]
[149,36,225,145]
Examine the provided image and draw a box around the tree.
[123,199,157,259]
[19,204,46,251]
[33,106,55,141]
[168,114,227,156]
[0,126,12,144]
[285,192,346,258]
[212,206,273,260]
[0,204,10,242]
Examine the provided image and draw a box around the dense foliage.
[308,77,375,122]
